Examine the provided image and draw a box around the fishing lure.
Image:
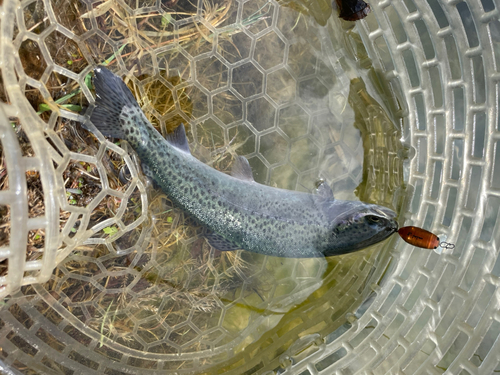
[398,226,455,251]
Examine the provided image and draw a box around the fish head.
[326,203,398,255]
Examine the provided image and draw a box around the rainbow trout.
[89,67,398,258]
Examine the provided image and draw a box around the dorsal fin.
[231,155,254,181]
[166,123,191,154]
[315,179,334,200]
[313,179,341,221]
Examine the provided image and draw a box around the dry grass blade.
[80,0,113,19]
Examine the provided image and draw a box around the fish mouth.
[377,219,398,238]
[388,218,399,231]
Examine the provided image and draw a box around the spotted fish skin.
[89,67,398,258]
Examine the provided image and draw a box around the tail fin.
[89,66,141,139]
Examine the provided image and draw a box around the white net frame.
[286,0,500,373]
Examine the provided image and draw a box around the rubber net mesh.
[0,0,499,374]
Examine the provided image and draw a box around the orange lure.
[398,226,440,249]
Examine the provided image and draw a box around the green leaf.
[34,234,40,240]
[103,43,127,66]
[103,226,118,235]
[57,92,77,104]
[62,104,82,112]
[161,13,172,27]
[166,216,173,223]
[37,90,81,115]
[85,73,93,89]
[38,103,51,113]
[67,60,73,65]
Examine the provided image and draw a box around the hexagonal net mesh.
[0,0,498,374]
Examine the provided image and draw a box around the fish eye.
[366,215,381,223]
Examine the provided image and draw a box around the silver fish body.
[89,67,398,258]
